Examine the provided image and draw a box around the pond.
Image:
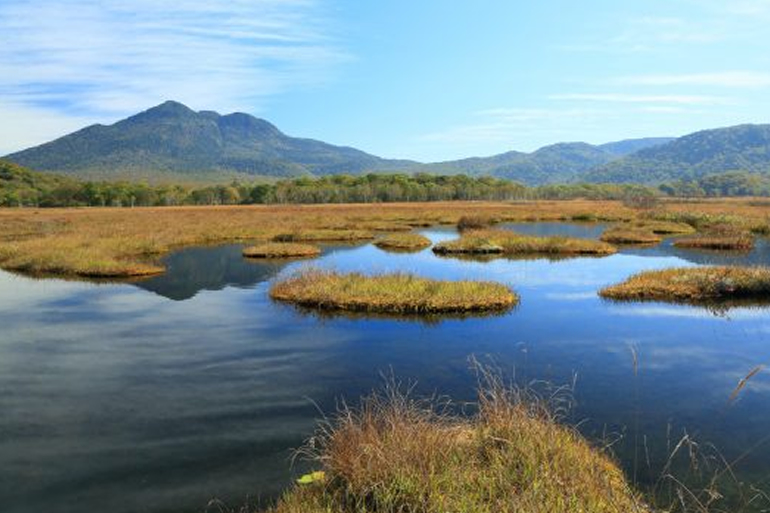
[2,222,770,512]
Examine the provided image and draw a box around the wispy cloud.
[0,0,345,152]
[615,71,770,88]
[549,93,727,105]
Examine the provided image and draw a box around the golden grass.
[242,243,321,259]
[434,229,617,256]
[600,226,662,245]
[457,214,496,232]
[600,266,770,302]
[673,235,754,251]
[273,229,375,242]
[269,269,518,314]
[0,198,766,278]
[269,373,648,513]
[632,220,696,235]
[374,233,432,251]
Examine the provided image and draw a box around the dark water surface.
[3,223,770,512]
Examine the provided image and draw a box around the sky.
[1,0,770,161]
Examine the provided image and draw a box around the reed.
[242,243,321,259]
[374,232,432,251]
[434,229,617,256]
[600,266,770,302]
[270,269,518,314]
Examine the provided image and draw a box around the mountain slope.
[587,125,770,184]
[5,101,416,181]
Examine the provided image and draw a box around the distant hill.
[5,101,770,186]
[587,125,770,184]
[5,101,416,182]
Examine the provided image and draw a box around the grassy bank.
[600,226,662,245]
[269,376,648,513]
[243,243,321,259]
[374,233,432,251]
[600,266,770,302]
[0,199,767,278]
[434,229,617,256]
[270,269,518,314]
[273,229,375,242]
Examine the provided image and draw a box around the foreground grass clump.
[600,266,770,302]
[433,229,616,256]
[270,376,647,513]
[600,226,661,245]
[270,269,517,313]
[374,233,432,251]
[273,229,374,242]
[243,243,321,259]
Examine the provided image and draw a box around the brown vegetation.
[242,243,321,259]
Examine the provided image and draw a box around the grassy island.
[374,233,432,251]
[433,229,616,256]
[269,378,648,513]
[600,226,662,245]
[270,269,518,314]
[673,233,754,251]
[243,243,321,259]
[273,229,374,243]
[600,266,770,302]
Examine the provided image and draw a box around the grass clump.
[374,233,432,252]
[600,226,662,245]
[433,229,616,256]
[270,269,518,314]
[243,243,321,259]
[269,372,648,513]
[457,214,496,232]
[273,229,374,243]
[600,266,770,302]
[673,225,754,251]
[632,220,695,235]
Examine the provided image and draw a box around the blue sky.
[1,0,770,161]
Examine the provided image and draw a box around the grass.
[269,269,518,314]
[601,226,662,245]
[599,266,770,302]
[457,214,496,232]
[273,229,375,242]
[672,225,755,251]
[374,233,432,251]
[433,229,617,256]
[242,243,321,259]
[1,198,768,278]
[631,220,695,235]
[268,371,648,513]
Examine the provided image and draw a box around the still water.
[2,223,770,512]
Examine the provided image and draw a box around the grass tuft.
[270,269,518,314]
[600,266,770,302]
[243,243,321,259]
[268,371,648,513]
[457,214,496,232]
[434,229,617,256]
[601,226,662,245]
[273,229,374,242]
[374,233,432,252]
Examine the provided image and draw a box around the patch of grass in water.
[268,370,648,513]
[433,229,616,256]
[273,229,374,242]
[600,226,662,245]
[600,266,770,302]
[457,214,497,232]
[270,269,518,314]
[242,242,321,259]
[374,233,432,252]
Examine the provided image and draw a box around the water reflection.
[2,223,770,513]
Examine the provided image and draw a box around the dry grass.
[673,225,755,251]
[632,220,696,235]
[374,233,432,251]
[269,269,518,314]
[269,371,648,513]
[600,266,770,302]
[457,214,496,232]
[242,243,321,259]
[0,199,767,278]
[273,229,375,243]
[601,226,662,245]
[434,229,617,256]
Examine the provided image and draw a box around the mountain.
[598,137,676,156]
[5,101,416,181]
[586,124,770,184]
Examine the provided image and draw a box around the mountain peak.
[135,100,196,121]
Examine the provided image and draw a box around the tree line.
[3,160,770,208]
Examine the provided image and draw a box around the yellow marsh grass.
[0,199,766,277]
[374,233,432,251]
[632,220,695,235]
[434,229,617,256]
[457,214,496,232]
[242,243,321,259]
[600,226,662,245]
[673,234,754,251]
[270,269,518,314]
[270,375,648,513]
[273,229,374,242]
[600,266,770,302]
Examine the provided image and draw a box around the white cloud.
[549,93,726,105]
[0,0,346,153]
[616,71,770,88]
